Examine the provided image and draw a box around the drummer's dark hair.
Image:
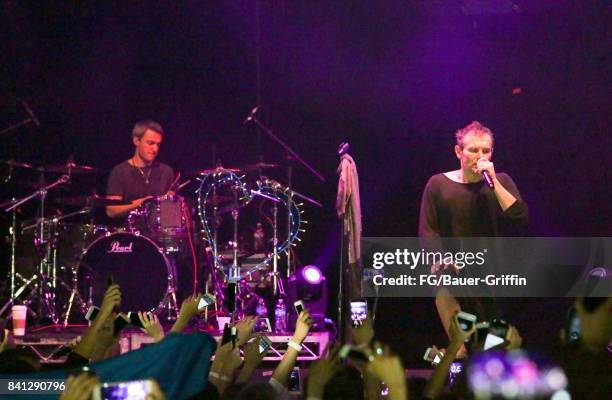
[132,120,164,139]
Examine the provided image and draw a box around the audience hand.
[235,316,257,347]
[366,347,407,400]
[100,284,121,317]
[449,314,475,348]
[178,293,203,321]
[0,329,10,353]
[293,310,313,344]
[243,335,266,368]
[307,345,341,399]
[505,325,522,350]
[351,315,374,347]
[60,373,99,400]
[138,312,165,342]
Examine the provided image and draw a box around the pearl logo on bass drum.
[107,241,133,253]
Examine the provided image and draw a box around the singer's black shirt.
[106,160,174,203]
[418,172,528,238]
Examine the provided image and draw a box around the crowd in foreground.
[0,282,610,399]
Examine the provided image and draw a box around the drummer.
[106,120,175,220]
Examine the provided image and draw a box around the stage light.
[302,265,323,285]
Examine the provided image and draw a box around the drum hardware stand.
[59,262,89,326]
[3,174,71,323]
[157,249,181,321]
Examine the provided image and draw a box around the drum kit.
[0,156,322,326]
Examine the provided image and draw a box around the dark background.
[1,1,610,365]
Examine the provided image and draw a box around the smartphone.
[423,347,444,366]
[126,312,144,329]
[489,318,508,339]
[107,275,114,288]
[259,335,272,354]
[339,344,372,363]
[350,300,367,328]
[67,365,96,378]
[288,367,301,392]
[565,307,581,343]
[198,294,216,311]
[93,379,155,400]
[448,361,464,386]
[294,300,305,315]
[221,324,237,346]
[113,314,130,336]
[456,311,477,331]
[85,306,100,322]
[475,321,490,344]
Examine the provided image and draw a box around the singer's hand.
[476,158,496,181]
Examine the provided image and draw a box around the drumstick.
[175,180,191,192]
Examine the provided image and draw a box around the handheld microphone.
[482,171,495,189]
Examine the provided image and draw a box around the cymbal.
[1,159,34,169]
[194,165,242,175]
[53,194,129,207]
[242,162,280,172]
[43,161,100,174]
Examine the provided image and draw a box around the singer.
[418,121,528,353]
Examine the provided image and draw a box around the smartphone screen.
[96,380,152,400]
[198,294,216,311]
[294,300,305,315]
[456,312,476,331]
[350,300,367,327]
[288,367,301,392]
[85,306,100,322]
[259,336,272,354]
[483,333,505,350]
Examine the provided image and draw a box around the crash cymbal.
[1,159,34,169]
[194,165,242,175]
[242,162,280,172]
[43,161,100,174]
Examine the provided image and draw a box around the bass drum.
[78,232,170,313]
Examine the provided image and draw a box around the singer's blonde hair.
[455,121,494,148]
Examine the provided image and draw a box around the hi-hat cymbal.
[54,194,129,207]
[43,161,100,174]
[1,159,34,169]
[242,162,280,172]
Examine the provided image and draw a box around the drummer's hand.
[132,196,153,208]
[100,284,121,318]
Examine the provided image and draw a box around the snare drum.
[77,232,171,312]
[128,195,188,240]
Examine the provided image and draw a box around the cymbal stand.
[4,174,70,323]
[272,188,279,295]
[0,203,19,318]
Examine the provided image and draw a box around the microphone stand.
[0,117,37,136]
[247,112,325,183]
[246,108,325,296]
